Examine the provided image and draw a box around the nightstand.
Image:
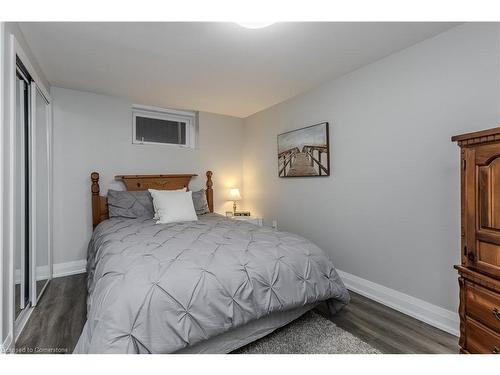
[231,216,263,226]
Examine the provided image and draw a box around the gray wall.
[242,23,500,312]
[51,87,244,265]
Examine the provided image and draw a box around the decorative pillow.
[149,187,187,219]
[107,190,154,218]
[149,190,198,224]
[192,189,210,215]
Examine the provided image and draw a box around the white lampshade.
[228,188,242,201]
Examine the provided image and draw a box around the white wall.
[52,87,244,265]
[242,23,500,313]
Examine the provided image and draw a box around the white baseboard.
[53,259,86,278]
[337,269,459,337]
[14,259,86,284]
[15,265,51,284]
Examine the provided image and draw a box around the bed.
[74,171,350,353]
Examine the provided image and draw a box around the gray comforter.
[74,214,349,353]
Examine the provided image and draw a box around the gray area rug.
[234,311,381,354]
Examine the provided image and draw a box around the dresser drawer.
[466,318,500,354]
[466,282,500,333]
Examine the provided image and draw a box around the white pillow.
[148,189,197,224]
[149,187,187,219]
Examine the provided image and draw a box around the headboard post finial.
[206,170,214,213]
[91,172,100,195]
[91,172,101,229]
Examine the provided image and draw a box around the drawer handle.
[493,346,499,354]
[493,308,500,321]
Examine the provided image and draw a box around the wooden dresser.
[452,127,500,354]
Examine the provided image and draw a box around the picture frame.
[277,122,330,177]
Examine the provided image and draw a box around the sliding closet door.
[30,82,52,305]
[14,74,29,319]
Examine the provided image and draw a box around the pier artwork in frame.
[277,122,330,177]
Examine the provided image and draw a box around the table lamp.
[228,188,242,215]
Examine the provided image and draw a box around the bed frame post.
[206,170,214,213]
[91,172,100,229]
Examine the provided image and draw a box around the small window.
[132,105,197,148]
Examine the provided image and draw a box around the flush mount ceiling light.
[236,22,275,29]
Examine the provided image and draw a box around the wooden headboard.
[90,171,214,229]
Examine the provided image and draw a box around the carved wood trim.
[464,147,476,269]
[115,174,196,191]
[455,266,500,293]
[458,276,466,349]
[452,127,500,146]
[206,170,213,213]
[91,171,214,229]
[460,148,467,266]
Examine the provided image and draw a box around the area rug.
[234,311,381,354]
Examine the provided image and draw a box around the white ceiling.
[19,22,459,118]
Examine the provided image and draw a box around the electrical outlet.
[272,220,278,229]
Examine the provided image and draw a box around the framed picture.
[277,122,330,177]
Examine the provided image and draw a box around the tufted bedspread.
[74,214,349,353]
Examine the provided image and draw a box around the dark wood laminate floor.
[316,293,458,354]
[15,273,458,354]
[15,274,87,354]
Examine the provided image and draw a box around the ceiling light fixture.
[236,22,275,29]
